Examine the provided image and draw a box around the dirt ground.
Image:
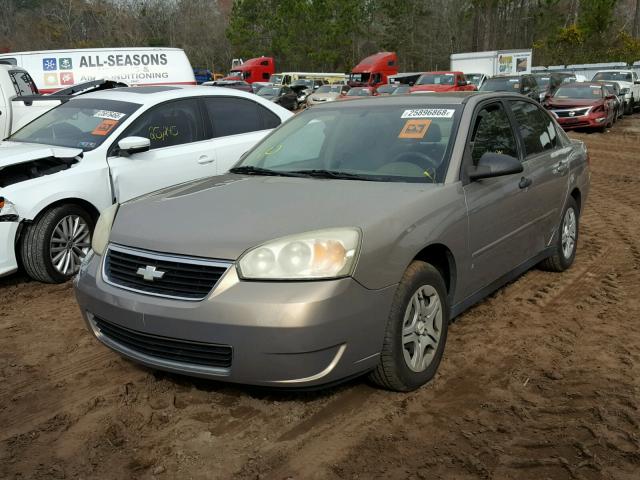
[1,116,639,480]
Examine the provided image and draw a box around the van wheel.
[20,204,94,283]
[369,261,449,392]
[539,196,579,273]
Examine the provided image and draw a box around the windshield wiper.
[229,166,307,177]
[287,169,384,181]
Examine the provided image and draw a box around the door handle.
[198,155,214,165]
[519,177,532,189]
[552,159,569,175]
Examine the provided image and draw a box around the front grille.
[554,108,589,118]
[93,316,232,368]
[104,244,230,300]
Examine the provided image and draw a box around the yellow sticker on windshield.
[91,119,118,136]
[264,144,283,155]
[398,119,431,139]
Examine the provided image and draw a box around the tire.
[369,261,449,392]
[539,196,579,272]
[20,204,94,283]
[625,98,633,116]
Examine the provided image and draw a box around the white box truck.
[450,49,533,77]
[0,47,196,93]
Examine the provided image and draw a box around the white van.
[0,47,196,93]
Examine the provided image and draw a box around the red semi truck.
[348,52,398,89]
[224,56,275,84]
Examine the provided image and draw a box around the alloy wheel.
[50,215,92,276]
[561,207,577,259]
[402,285,443,372]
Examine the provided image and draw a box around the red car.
[545,82,617,131]
[410,71,476,93]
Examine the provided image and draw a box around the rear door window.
[470,102,519,165]
[204,97,280,136]
[510,100,557,157]
[123,99,205,150]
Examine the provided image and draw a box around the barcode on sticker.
[94,110,126,121]
[401,109,455,119]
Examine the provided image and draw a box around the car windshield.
[346,88,371,97]
[292,80,313,88]
[592,72,632,82]
[269,74,282,84]
[534,76,550,88]
[317,85,338,93]
[258,87,280,96]
[480,77,520,91]
[377,85,397,94]
[9,98,140,151]
[554,85,603,99]
[349,73,370,83]
[416,74,455,85]
[465,74,483,86]
[235,104,461,183]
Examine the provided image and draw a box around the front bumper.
[74,252,396,387]
[0,222,19,277]
[555,113,607,130]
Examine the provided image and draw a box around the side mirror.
[467,152,523,181]
[635,80,640,85]
[117,136,150,156]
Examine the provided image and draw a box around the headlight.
[237,228,361,280]
[0,197,19,221]
[91,203,119,255]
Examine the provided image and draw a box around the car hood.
[547,98,601,109]
[111,174,440,261]
[0,141,83,169]
[311,93,339,101]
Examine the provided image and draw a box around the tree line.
[1,0,639,74]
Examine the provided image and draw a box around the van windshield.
[9,98,140,151]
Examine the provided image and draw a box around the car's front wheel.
[20,204,94,283]
[369,261,449,392]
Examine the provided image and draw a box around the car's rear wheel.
[539,196,579,272]
[20,204,94,283]
[369,261,449,392]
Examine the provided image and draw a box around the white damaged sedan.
[0,86,292,282]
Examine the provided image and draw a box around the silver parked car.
[74,93,590,391]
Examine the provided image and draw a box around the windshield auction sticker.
[91,119,118,136]
[401,109,455,119]
[399,119,432,139]
[94,110,127,121]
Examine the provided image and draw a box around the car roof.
[70,85,258,104]
[312,91,524,109]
